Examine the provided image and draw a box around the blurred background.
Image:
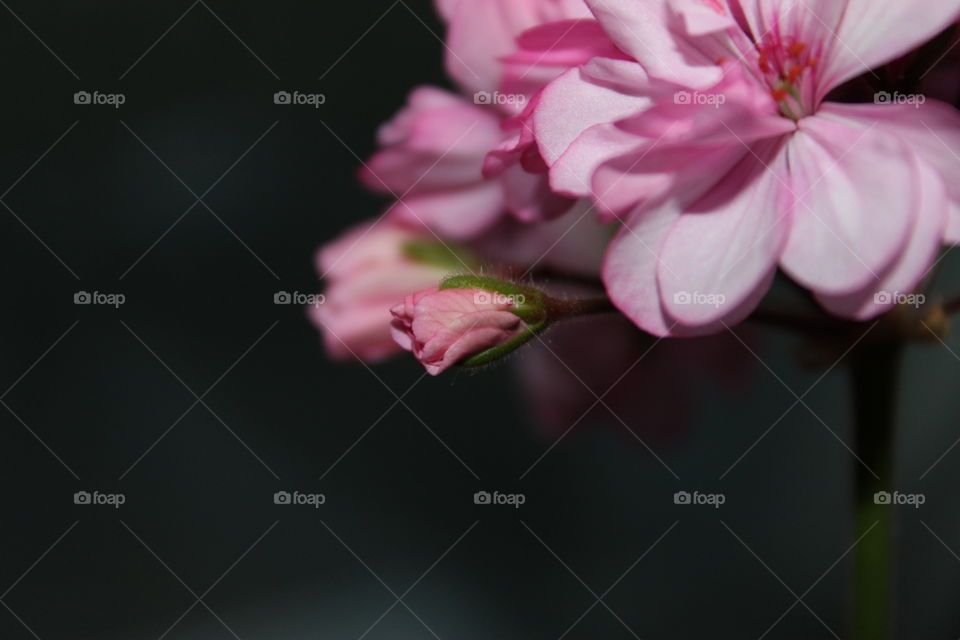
[1,1,959,638]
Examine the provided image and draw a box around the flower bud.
[390,275,548,375]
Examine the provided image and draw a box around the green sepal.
[439,275,548,325]
[459,322,547,369]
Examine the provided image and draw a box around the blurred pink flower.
[311,222,450,362]
[361,0,616,234]
[391,287,530,375]
[360,87,506,240]
[441,0,592,105]
[533,0,960,336]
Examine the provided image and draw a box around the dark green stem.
[849,341,902,640]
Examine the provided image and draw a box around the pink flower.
[311,222,450,362]
[441,0,592,105]
[533,0,960,335]
[360,87,506,240]
[391,287,532,375]
[360,1,614,235]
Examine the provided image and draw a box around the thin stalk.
[849,341,902,640]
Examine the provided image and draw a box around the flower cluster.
[313,0,960,375]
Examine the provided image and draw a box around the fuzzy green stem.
[849,341,902,640]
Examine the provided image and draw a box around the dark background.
[1,1,959,638]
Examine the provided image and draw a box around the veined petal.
[585,0,727,88]
[602,199,773,337]
[822,0,960,94]
[658,139,791,326]
[819,100,960,244]
[533,64,651,194]
[602,204,683,336]
[780,115,916,296]
[816,154,948,320]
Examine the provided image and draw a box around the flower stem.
[546,296,618,319]
[849,341,902,640]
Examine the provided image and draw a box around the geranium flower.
[532,0,960,335]
[362,0,613,234]
[311,221,455,361]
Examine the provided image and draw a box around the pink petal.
[603,200,777,336]
[658,139,792,326]
[816,154,948,320]
[387,180,505,240]
[819,100,960,244]
[823,0,960,94]
[533,63,651,189]
[501,19,627,104]
[602,204,682,337]
[584,0,726,88]
[445,0,591,96]
[779,114,915,296]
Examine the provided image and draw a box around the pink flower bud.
[390,286,535,375]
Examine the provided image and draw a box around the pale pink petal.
[533,63,651,179]
[823,0,960,94]
[445,0,591,96]
[603,201,776,336]
[818,100,960,244]
[658,139,791,326]
[591,144,747,222]
[502,19,627,105]
[434,0,460,21]
[816,155,948,320]
[602,204,681,337]
[387,180,505,240]
[779,114,915,296]
[668,0,737,36]
[585,0,726,88]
